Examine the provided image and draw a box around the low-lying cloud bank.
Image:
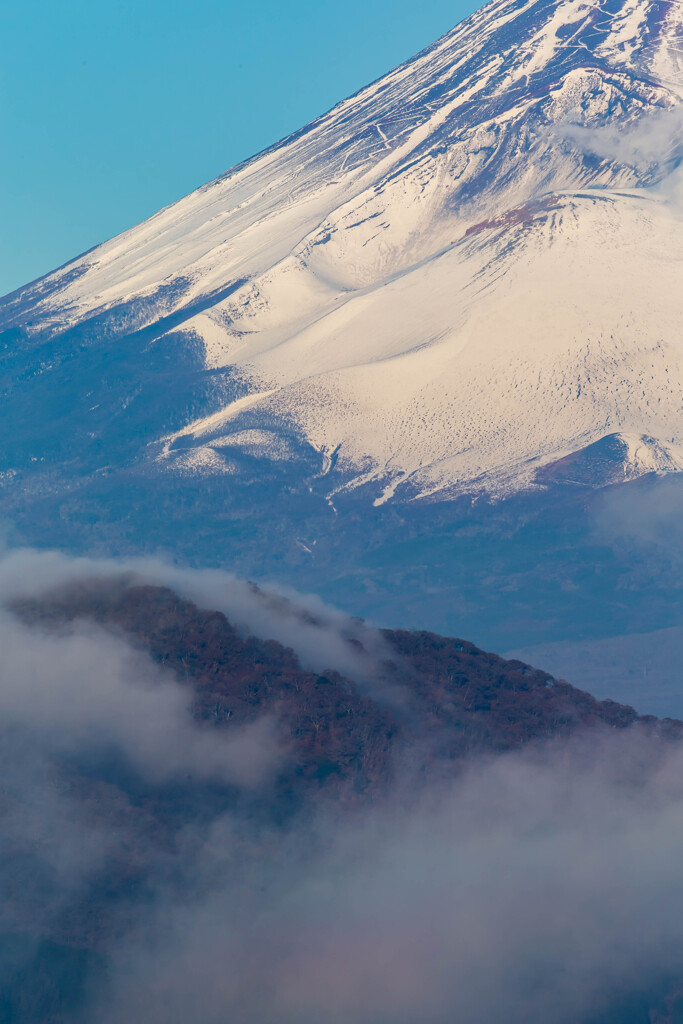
[0,547,682,1022]
[97,731,683,1024]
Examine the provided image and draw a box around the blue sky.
[1,0,479,297]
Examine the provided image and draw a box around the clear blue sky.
[1,0,479,298]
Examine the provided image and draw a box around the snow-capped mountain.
[1,0,683,691]
[2,0,682,506]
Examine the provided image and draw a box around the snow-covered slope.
[160,187,683,503]
[1,0,682,504]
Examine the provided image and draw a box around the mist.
[595,473,683,554]
[507,473,683,718]
[0,545,400,704]
[95,730,683,1024]
[0,610,280,786]
[0,547,682,1022]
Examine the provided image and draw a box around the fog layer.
[0,547,681,1023]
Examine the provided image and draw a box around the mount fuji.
[1,0,683,702]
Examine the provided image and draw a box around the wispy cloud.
[557,103,683,206]
[0,546,405,707]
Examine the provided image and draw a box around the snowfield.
[1,0,682,504]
